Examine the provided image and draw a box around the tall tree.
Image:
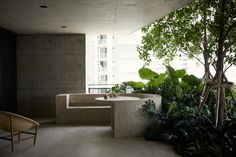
[138,0,236,80]
[138,0,236,126]
[213,0,236,125]
[138,0,216,80]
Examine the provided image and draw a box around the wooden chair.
[0,111,40,152]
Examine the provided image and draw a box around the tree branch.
[182,51,204,65]
[198,43,204,52]
[224,63,233,73]
[223,21,236,40]
[223,43,232,54]
[223,38,236,54]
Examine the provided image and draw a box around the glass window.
[98,35,107,44]
[99,35,107,40]
[100,47,107,58]
[100,61,107,68]
[100,75,107,81]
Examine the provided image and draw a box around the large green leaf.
[148,73,166,87]
[127,81,145,89]
[176,69,186,78]
[139,68,158,80]
[182,74,201,87]
[166,66,179,84]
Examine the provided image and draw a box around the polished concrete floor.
[0,124,179,157]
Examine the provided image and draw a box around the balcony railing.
[87,84,115,94]
[87,84,134,94]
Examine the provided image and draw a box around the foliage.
[136,0,236,135]
[161,67,202,114]
[138,68,158,80]
[213,0,236,126]
[137,0,236,77]
[124,67,165,94]
[142,100,236,157]
[126,81,145,93]
[136,66,236,156]
[225,91,236,119]
[110,83,127,93]
[136,0,236,156]
[137,0,217,66]
[127,66,203,112]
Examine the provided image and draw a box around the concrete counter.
[56,93,161,137]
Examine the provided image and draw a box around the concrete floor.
[0,124,179,157]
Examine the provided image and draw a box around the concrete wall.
[0,27,17,112]
[17,34,85,117]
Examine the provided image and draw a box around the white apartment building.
[86,32,145,93]
[86,35,118,93]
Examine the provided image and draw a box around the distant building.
[86,35,118,93]
[86,32,143,93]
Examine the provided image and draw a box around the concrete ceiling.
[0,0,193,34]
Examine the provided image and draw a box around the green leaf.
[176,69,186,78]
[148,73,167,87]
[175,85,182,98]
[166,66,179,84]
[127,81,145,89]
[139,68,158,80]
[182,74,201,87]
[167,102,177,115]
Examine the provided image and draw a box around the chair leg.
[10,133,14,152]
[18,132,21,143]
[10,114,14,152]
[33,126,38,145]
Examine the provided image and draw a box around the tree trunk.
[203,53,210,80]
[219,87,226,125]
[215,0,226,126]
[203,0,211,81]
